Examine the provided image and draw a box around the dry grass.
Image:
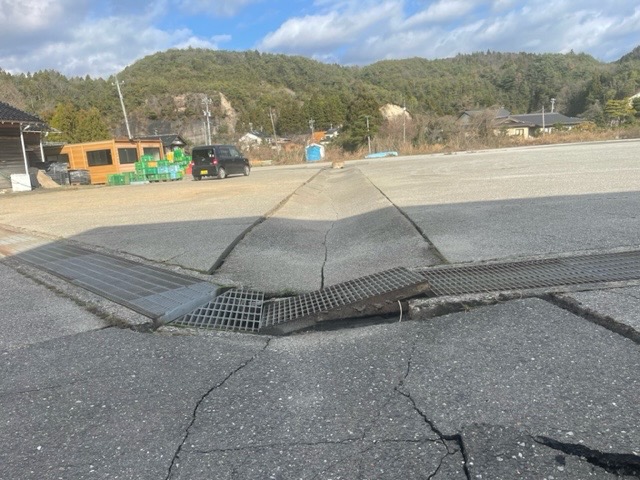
[244,126,640,166]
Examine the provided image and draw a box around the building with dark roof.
[0,102,51,191]
[458,106,585,139]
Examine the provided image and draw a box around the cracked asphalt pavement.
[1,140,639,478]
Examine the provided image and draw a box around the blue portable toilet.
[305,143,324,162]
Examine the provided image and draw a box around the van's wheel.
[217,167,227,179]
[243,165,251,176]
[193,175,201,181]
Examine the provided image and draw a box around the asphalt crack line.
[165,337,271,480]
[320,194,339,290]
[208,168,326,274]
[395,340,471,480]
[544,293,640,344]
[534,435,640,476]
[358,168,448,265]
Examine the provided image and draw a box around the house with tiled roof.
[507,112,584,136]
[458,106,584,138]
[0,102,51,191]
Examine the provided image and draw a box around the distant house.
[321,127,340,143]
[499,112,584,138]
[136,134,187,156]
[458,107,584,138]
[0,101,51,191]
[239,131,268,147]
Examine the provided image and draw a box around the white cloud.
[287,0,638,65]
[0,0,88,53]
[1,3,195,77]
[178,0,262,17]
[404,0,476,27]
[258,1,402,53]
[0,0,639,78]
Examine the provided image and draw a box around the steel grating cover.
[419,250,640,296]
[12,241,218,320]
[260,267,427,330]
[175,288,265,332]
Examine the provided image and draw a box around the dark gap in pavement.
[534,435,640,476]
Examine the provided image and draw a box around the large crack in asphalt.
[394,341,471,480]
[534,435,640,476]
[165,337,271,480]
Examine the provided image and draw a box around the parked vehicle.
[190,145,251,180]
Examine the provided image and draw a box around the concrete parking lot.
[1,140,639,479]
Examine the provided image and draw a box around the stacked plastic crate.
[107,151,190,186]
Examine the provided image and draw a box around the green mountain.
[2,46,639,143]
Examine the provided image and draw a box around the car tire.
[193,175,201,181]
[217,167,227,179]
[243,165,251,176]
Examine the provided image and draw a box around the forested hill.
[2,46,639,139]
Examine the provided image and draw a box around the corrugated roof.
[0,101,45,124]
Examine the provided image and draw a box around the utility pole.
[308,118,315,142]
[402,97,407,144]
[541,104,545,134]
[269,107,278,149]
[365,115,371,154]
[202,96,213,144]
[113,74,132,140]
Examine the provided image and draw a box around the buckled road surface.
[1,140,639,479]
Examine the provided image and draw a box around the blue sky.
[0,0,639,78]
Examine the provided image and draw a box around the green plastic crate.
[107,174,125,186]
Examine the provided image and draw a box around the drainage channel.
[11,241,218,322]
[418,250,640,296]
[174,249,640,335]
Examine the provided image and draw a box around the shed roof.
[0,101,46,125]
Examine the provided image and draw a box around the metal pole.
[365,116,371,154]
[542,105,545,134]
[269,107,278,148]
[114,75,132,140]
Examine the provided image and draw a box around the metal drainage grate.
[12,241,217,321]
[175,288,265,332]
[420,250,640,297]
[260,267,428,334]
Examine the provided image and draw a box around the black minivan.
[190,144,251,180]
